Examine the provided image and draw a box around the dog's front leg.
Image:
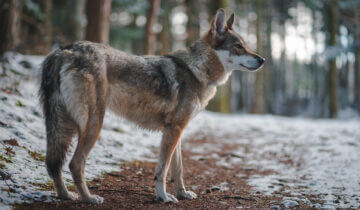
[170,140,197,200]
[154,125,183,203]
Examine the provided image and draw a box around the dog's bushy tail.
[39,51,68,179]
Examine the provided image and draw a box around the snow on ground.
[0,53,359,208]
[185,113,360,208]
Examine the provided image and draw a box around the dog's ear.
[211,9,226,35]
[227,13,235,30]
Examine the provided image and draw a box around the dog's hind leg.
[69,110,105,204]
[154,125,184,203]
[45,105,78,200]
[60,65,107,204]
[170,141,197,200]
[67,80,107,204]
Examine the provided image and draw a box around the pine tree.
[86,0,111,44]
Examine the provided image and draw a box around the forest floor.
[1,53,360,209]
[14,118,360,209]
[18,134,314,209]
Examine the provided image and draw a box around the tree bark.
[143,0,160,55]
[40,0,52,51]
[159,0,171,55]
[251,0,264,113]
[0,0,21,56]
[264,0,273,113]
[217,0,230,113]
[85,0,111,44]
[355,1,360,115]
[356,52,360,114]
[66,0,86,42]
[326,0,338,118]
[185,0,200,46]
[16,0,51,54]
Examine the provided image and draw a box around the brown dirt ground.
[16,135,318,209]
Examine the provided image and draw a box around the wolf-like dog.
[39,9,264,204]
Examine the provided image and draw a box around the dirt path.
[17,134,318,209]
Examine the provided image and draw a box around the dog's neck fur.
[169,39,231,87]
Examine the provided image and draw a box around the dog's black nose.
[258,57,265,65]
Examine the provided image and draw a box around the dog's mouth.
[239,64,259,71]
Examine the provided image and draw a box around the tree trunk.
[143,0,161,55]
[17,0,51,54]
[51,0,85,45]
[356,53,360,114]
[326,0,338,118]
[66,0,86,42]
[85,0,111,44]
[237,72,244,110]
[217,0,230,113]
[355,2,360,115]
[236,0,246,111]
[159,0,171,55]
[185,0,200,46]
[264,0,273,113]
[40,0,52,51]
[251,0,264,113]
[159,16,170,54]
[0,0,21,57]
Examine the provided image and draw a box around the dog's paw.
[81,194,104,204]
[177,190,197,200]
[157,193,179,203]
[58,191,79,200]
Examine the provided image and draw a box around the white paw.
[81,194,104,204]
[157,193,179,203]
[58,191,78,200]
[177,190,197,200]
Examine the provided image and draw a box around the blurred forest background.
[0,0,359,118]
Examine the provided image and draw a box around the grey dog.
[39,9,265,204]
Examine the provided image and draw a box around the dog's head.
[204,9,265,71]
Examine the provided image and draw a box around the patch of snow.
[281,199,299,207]
[184,113,360,208]
[269,205,280,210]
[338,107,359,119]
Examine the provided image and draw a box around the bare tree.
[355,3,360,114]
[144,0,161,54]
[251,0,264,113]
[16,0,52,54]
[0,0,21,57]
[66,0,86,42]
[158,0,173,55]
[86,0,111,44]
[185,0,200,46]
[326,0,338,118]
[264,0,274,113]
[39,0,52,52]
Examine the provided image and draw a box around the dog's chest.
[190,86,217,118]
[202,86,217,107]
